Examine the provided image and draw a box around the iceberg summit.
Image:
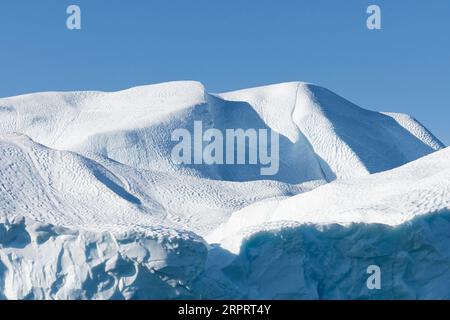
[0,81,448,299]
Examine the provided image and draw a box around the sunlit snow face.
[170,121,280,176]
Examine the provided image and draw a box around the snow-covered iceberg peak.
[0,80,447,299]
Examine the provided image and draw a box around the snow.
[208,147,450,253]
[220,83,444,180]
[0,81,447,299]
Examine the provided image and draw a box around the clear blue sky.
[0,0,449,144]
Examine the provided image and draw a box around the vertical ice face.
[0,216,208,300]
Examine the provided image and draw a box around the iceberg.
[0,81,447,299]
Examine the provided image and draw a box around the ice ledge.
[0,216,207,300]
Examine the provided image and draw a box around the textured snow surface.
[208,148,450,253]
[0,81,448,299]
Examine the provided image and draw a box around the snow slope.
[201,148,450,299]
[219,83,444,180]
[0,81,443,182]
[0,81,447,299]
[0,132,321,235]
[208,147,450,253]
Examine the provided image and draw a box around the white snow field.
[0,81,448,299]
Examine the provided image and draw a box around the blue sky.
[0,0,449,144]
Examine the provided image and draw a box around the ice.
[208,147,450,253]
[0,81,447,299]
